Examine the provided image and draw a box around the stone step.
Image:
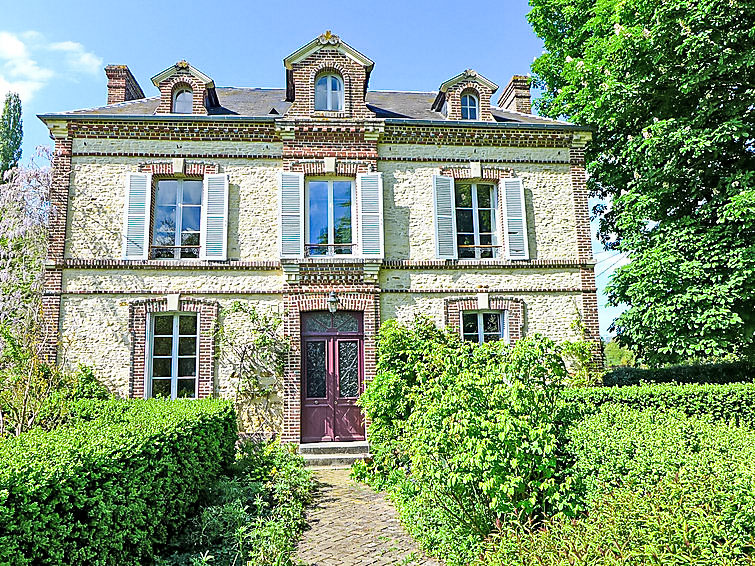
[302,452,370,468]
[298,441,370,455]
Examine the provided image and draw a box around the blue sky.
[1,0,626,335]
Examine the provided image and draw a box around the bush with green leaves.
[157,439,312,566]
[0,398,237,566]
[602,361,755,387]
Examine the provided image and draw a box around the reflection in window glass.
[150,313,198,399]
[314,74,343,111]
[306,180,353,256]
[173,89,193,114]
[455,183,497,259]
[153,179,202,259]
[461,93,478,120]
[462,311,506,344]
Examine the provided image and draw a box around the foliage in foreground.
[529,0,755,364]
[602,361,755,387]
[0,399,237,566]
[157,440,312,566]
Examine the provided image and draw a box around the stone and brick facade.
[39,31,600,444]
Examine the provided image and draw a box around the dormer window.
[172,88,193,114]
[461,93,479,120]
[315,73,343,111]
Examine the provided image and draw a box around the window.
[173,88,193,114]
[461,93,478,120]
[306,179,354,256]
[455,182,498,258]
[315,73,343,111]
[462,311,508,344]
[153,179,202,259]
[150,313,198,399]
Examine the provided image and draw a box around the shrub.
[0,399,237,566]
[562,381,755,426]
[602,361,755,386]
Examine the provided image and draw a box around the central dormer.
[283,31,375,119]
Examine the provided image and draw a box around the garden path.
[297,468,444,566]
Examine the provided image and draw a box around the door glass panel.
[303,312,332,333]
[305,341,326,398]
[338,341,359,398]
[333,312,359,332]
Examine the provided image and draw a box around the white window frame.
[455,182,499,259]
[172,88,193,114]
[314,73,344,111]
[461,93,479,120]
[305,178,356,257]
[462,310,509,345]
[153,179,202,260]
[146,312,199,400]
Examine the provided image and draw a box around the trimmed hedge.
[562,381,755,426]
[0,399,237,566]
[603,361,755,386]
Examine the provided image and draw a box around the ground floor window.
[462,311,508,344]
[150,313,198,399]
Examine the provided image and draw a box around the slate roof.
[41,87,574,127]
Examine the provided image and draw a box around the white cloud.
[0,31,102,102]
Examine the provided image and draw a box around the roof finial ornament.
[318,30,341,45]
[176,60,190,69]
[464,69,479,78]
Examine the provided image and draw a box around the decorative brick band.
[381,125,574,147]
[444,296,525,342]
[58,258,282,270]
[382,259,592,269]
[67,120,278,142]
[290,159,372,175]
[138,161,219,176]
[281,290,379,444]
[440,166,514,180]
[50,287,584,296]
[73,151,282,160]
[128,296,219,399]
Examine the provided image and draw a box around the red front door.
[301,311,365,443]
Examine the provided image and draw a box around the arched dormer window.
[173,88,193,114]
[461,92,479,120]
[315,73,343,111]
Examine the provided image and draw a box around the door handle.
[314,400,319,405]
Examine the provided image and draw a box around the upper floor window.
[153,179,202,259]
[315,73,343,111]
[455,182,498,259]
[173,88,193,114]
[462,311,508,344]
[461,93,479,120]
[306,179,354,256]
[150,313,198,399]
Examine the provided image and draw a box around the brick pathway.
[297,468,444,566]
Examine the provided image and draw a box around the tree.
[0,92,22,176]
[528,0,755,365]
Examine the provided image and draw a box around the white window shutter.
[357,172,384,258]
[200,173,229,261]
[433,175,457,259]
[502,178,529,260]
[122,172,152,260]
[280,172,304,258]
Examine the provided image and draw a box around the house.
[39,32,600,444]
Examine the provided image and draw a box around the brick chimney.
[497,75,532,114]
[104,65,145,105]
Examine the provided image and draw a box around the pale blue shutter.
[433,175,457,259]
[357,172,384,258]
[502,178,529,260]
[200,173,229,260]
[280,172,304,258]
[122,172,152,260]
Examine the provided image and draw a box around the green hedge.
[562,381,755,426]
[603,361,755,386]
[0,399,237,566]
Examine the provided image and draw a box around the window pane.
[153,229,175,248]
[338,341,359,398]
[479,234,493,258]
[157,181,178,206]
[468,105,477,120]
[456,209,474,232]
[333,182,352,245]
[463,333,480,343]
[177,379,196,398]
[455,185,472,207]
[154,206,176,234]
[330,90,341,111]
[179,315,197,335]
[153,248,175,259]
[457,234,475,258]
[182,181,202,205]
[462,313,478,335]
[152,379,171,398]
[331,76,342,91]
[477,186,492,208]
[181,232,200,247]
[152,358,172,378]
[174,90,193,114]
[308,182,329,246]
[153,337,173,356]
[181,206,201,232]
[305,341,326,398]
[178,357,196,377]
[179,337,196,356]
[154,315,173,335]
[483,313,501,334]
[478,209,493,233]
[483,333,500,343]
[315,76,328,110]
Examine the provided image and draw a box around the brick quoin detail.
[579,268,604,368]
[281,290,379,444]
[444,297,524,342]
[570,146,593,262]
[40,270,63,364]
[128,297,219,399]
